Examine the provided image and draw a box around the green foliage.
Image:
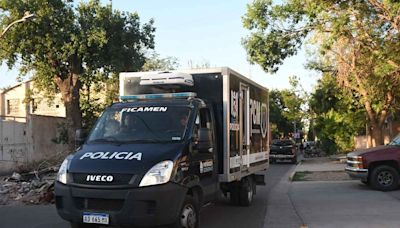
[142,52,179,71]
[0,0,155,139]
[269,77,306,138]
[269,89,292,137]
[243,0,400,145]
[310,73,365,153]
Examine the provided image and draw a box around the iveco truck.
[55,67,270,228]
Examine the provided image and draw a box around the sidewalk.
[291,156,349,182]
[295,157,345,172]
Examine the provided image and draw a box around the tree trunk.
[55,73,82,147]
[369,121,383,147]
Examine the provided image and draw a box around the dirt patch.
[292,171,353,182]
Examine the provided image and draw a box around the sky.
[0,0,320,92]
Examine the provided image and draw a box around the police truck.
[55,67,270,228]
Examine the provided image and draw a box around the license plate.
[83,212,109,225]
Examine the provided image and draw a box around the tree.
[310,73,365,154]
[142,52,179,71]
[269,89,292,137]
[243,0,400,146]
[0,0,155,144]
[269,76,306,139]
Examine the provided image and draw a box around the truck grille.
[72,173,136,186]
[74,197,124,211]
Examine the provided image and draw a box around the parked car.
[270,139,297,164]
[303,141,321,158]
[346,134,400,191]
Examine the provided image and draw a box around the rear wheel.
[170,195,199,228]
[229,186,240,205]
[239,177,255,207]
[370,165,400,191]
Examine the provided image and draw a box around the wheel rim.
[377,171,394,186]
[181,204,197,228]
[247,185,253,203]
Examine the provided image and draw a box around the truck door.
[240,83,250,170]
[189,107,218,202]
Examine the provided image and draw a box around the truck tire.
[229,187,240,205]
[239,177,254,207]
[291,156,297,164]
[370,165,400,191]
[170,195,199,228]
[70,223,99,228]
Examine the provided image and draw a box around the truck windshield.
[87,106,191,143]
[272,139,294,146]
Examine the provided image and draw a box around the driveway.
[289,181,400,228]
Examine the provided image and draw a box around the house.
[0,80,66,120]
[0,80,68,174]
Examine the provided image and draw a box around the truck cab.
[56,96,218,227]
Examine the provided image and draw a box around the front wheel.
[370,165,400,191]
[170,195,199,228]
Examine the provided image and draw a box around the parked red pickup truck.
[346,134,400,191]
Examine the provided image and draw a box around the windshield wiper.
[122,139,166,143]
[88,137,123,144]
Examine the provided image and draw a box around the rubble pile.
[0,166,59,206]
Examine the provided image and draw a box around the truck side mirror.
[75,129,87,147]
[197,128,213,153]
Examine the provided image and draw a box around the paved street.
[0,164,295,228]
[1,163,400,228]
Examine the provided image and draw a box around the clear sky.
[0,0,320,92]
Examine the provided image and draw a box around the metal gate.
[0,116,29,163]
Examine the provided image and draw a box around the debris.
[0,164,59,206]
[10,172,22,181]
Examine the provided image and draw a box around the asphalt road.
[5,164,400,228]
[0,164,295,228]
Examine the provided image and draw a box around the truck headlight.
[57,155,73,184]
[139,160,174,187]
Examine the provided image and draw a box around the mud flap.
[254,173,266,186]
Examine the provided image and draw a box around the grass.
[292,171,312,181]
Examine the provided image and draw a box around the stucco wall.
[0,114,69,174]
[29,115,69,162]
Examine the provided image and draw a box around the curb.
[289,160,302,181]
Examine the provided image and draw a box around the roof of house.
[1,79,33,94]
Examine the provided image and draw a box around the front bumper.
[345,167,368,181]
[55,182,187,227]
[269,154,295,159]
